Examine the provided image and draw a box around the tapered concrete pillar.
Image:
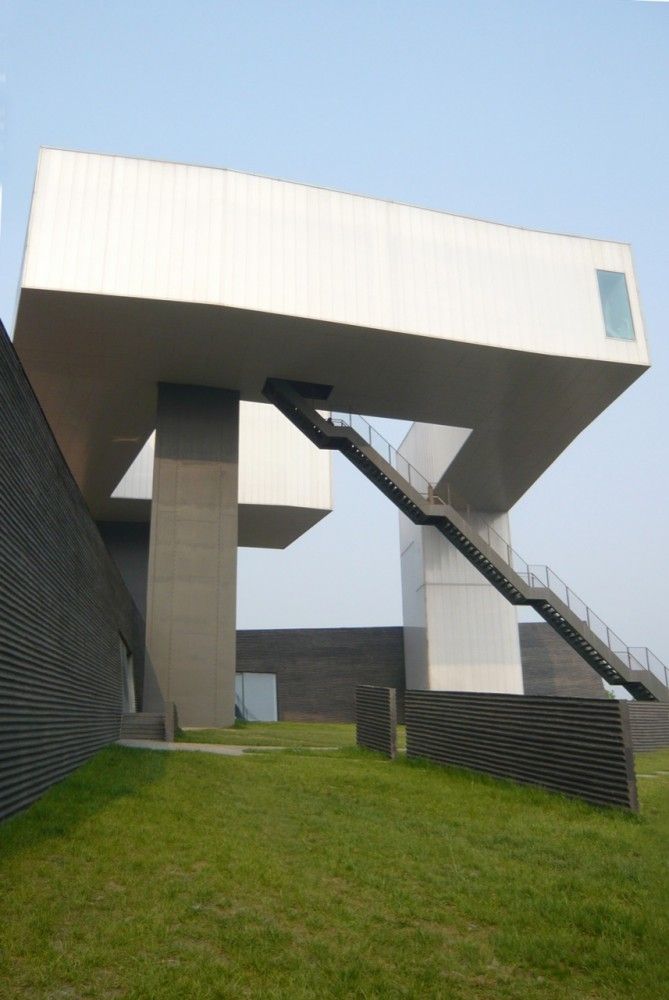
[398,422,523,695]
[145,384,240,727]
[400,510,524,693]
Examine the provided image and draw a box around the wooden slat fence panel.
[356,686,397,758]
[627,703,669,751]
[406,691,638,811]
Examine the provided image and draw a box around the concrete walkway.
[119,739,265,756]
[116,739,337,755]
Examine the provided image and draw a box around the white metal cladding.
[399,516,429,690]
[398,421,523,694]
[23,148,648,366]
[237,402,331,511]
[113,400,332,513]
[15,148,651,515]
[400,515,524,695]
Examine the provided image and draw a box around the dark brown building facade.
[235,621,605,724]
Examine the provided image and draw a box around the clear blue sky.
[1,1,667,661]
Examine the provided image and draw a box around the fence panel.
[356,686,397,758]
[405,691,638,811]
[627,703,669,752]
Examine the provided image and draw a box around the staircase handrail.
[330,415,440,503]
[332,409,669,692]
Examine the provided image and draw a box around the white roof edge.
[36,146,632,248]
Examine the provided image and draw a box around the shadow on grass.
[0,745,166,861]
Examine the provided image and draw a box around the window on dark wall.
[596,270,636,341]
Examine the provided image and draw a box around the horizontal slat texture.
[0,322,149,822]
[356,686,397,759]
[237,628,406,722]
[406,691,638,811]
[627,704,669,751]
[519,623,608,698]
[119,714,165,741]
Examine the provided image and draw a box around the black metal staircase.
[263,377,669,703]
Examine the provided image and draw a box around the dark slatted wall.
[232,624,607,724]
[520,623,607,698]
[405,691,638,811]
[356,686,397,758]
[627,703,669,751]
[0,323,149,821]
[238,627,406,723]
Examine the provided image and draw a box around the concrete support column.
[145,383,240,727]
[400,510,524,694]
[398,422,523,694]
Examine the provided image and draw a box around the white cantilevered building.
[13,147,658,725]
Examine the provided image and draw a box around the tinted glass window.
[597,270,635,341]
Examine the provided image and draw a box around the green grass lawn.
[634,747,669,773]
[0,741,667,1000]
[178,720,358,748]
[178,720,406,750]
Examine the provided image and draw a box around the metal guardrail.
[330,415,439,502]
[333,410,669,693]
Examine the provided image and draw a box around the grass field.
[0,731,667,999]
[178,720,359,748]
[178,720,407,750]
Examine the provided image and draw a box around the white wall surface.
[400,512,523,694]
[113,400,331,514]
[399,514,429,689]
[24,148,649,367]
[398,422,472,491]
[399,422,523,693]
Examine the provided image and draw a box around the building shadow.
[0,745,167,862]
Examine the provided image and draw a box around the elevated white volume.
[114,400,332,548]
[23,149,647,366]
[16,149,650,518]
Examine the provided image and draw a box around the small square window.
[597,270,635,341]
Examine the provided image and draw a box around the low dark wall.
[627,703,669,751]
[237,627,405,723]
[520,623,607,698]
[356,685,397,758]
[234,624,604,723]
[0,323,154,822]
[405,691,638,811]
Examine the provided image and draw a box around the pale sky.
[1,1,667,666]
